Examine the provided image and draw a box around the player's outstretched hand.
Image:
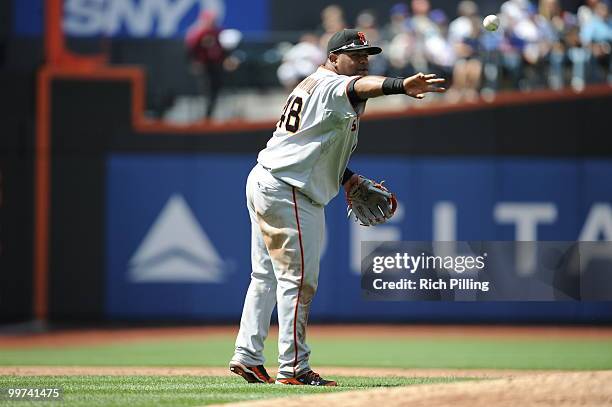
[403,73,447,99]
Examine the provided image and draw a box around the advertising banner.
[105,154,612,320]
[13,0,268,37]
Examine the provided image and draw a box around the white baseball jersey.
[257,67,365,205]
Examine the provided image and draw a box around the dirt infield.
[2,324,612,348]
[214,371,612,407]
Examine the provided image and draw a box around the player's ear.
[329,53,338,64]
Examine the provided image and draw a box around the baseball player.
[229,29,446,386]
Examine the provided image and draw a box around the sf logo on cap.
[357,31,366,44]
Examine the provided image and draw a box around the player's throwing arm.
[351,73,447,100]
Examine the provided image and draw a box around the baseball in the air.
[483,14,500,31]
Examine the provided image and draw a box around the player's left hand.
[345,175,398,226]
[403,73,447,99]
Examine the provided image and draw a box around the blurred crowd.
[277,0,612,102]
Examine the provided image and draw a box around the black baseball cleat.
[229,361,274,384]
[276,370,337,386]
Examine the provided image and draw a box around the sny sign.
[63,0,222,38]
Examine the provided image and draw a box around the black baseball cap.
[327,29,382,55]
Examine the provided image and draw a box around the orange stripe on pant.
[291,187,305,377]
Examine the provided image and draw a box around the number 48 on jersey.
[277,95,303,133]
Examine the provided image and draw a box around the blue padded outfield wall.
[105,154,612,322]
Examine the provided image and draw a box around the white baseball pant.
[232,164,325,378]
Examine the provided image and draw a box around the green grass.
[1,337,611,370]
[0,375,460,406]
[2,334,610,406]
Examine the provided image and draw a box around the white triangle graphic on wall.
[128,194,225,283]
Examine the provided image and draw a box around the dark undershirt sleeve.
[341,167,355,185]
[346,77,367,107]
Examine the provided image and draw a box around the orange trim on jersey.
[290,187,306,377]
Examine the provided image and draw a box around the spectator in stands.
[580,1,612,82]
[499,0,531,88]
[449,15,483,102]
[277,33,326,90]
[409,0,438,73]
[430,9,450,37]
[578,0,601,27]
[423,9,456,80]
[538,0,569,39]
[386,30,420,78]
[570,1,600,89]
[185,11,226,119]
[318,5,347,53]
[355,9,387,75]
[356,9,381,42]
[448,2,483,102]
[513,1,553,89]
[383,3,421,78]
[410,0,438,37]
[479,21,505,95]
[382,3,412,42]
[449,1,479,46]
[508,0,549,90]
[536,0,570,89]
[566,22,589,89]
